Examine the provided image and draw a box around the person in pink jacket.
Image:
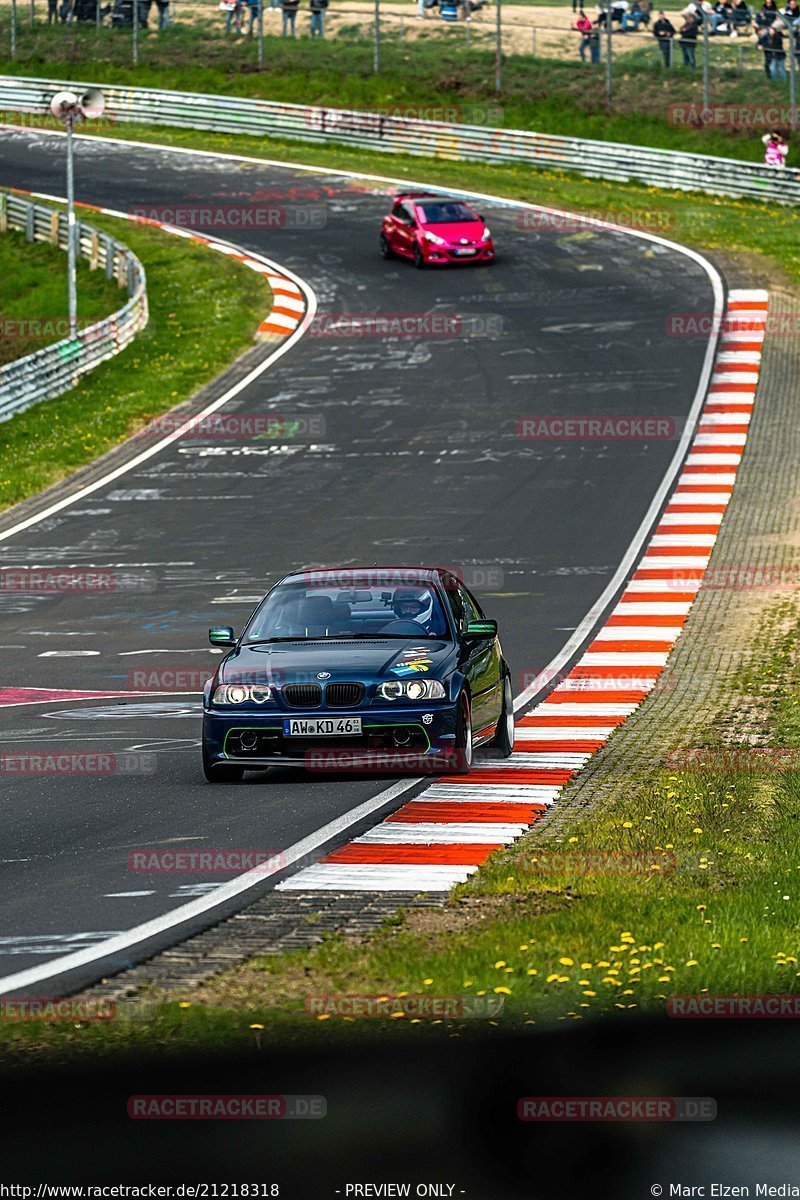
[762,130,789,167]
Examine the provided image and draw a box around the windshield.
[416,201,478,225]
[244,580,451,642]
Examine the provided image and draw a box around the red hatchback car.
[380,193,495,268]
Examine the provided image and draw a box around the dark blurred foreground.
[2,1016,799,1197]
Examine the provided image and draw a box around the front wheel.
[203,747,244,783]
[452,693,473,772]
[380,232,394,259]
[413,243,426,269]
[487,674,514,758]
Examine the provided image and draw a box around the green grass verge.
[0,23,793,159]
[0,223,121,366]
[0,205,271,511]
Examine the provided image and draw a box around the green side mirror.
[209,626,237,648]
[466,619,498,639]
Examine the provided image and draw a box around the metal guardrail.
[2,73,800,204]
[0,187,147,423]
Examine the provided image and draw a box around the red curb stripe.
[510,739,607,753]
[449,767,576,782]
[517,713,625,727]
[543,689,650,703]
[586,640,675,653]
[322,844,502,865]
[387,802,547,823]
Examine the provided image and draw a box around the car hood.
[421,220,487,243]
[218,639,455,685]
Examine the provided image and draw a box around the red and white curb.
[91,211,307,340]
[278,288,768,893]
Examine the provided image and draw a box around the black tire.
[413,243,426,269]
[487,673,514,758]
[451,692,473,772]
[203,747,244,783]
[380,232,394,259]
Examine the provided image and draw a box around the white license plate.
[454,248,477,256]
[283,717,362,737]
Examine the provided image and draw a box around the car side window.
[399,202,416,225]
[391,200,406,221]
[459,586,482,625]
[445,586,467,635]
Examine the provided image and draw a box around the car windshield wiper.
[244,637,315,645]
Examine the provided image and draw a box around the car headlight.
[424,231,448,246]
[481,227,492,241]
[212,684,273,704]
[378,679,446,701]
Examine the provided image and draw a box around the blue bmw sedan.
[201,567,514,782]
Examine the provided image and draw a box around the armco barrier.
[2,73,800,205]
[0,188,147,423]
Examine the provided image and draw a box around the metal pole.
[96,0,100,27]
[133,0,139,64]
[29,0,33,28]
[257,0,263,65]
[373,0,379,72]
[66,115,77,338]
[790,33,797,130]
[10,0,16,61]
[605,3,612,99]
[495,0,502,91]
[702,13,709,109]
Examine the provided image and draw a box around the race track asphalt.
[0,130,719,991]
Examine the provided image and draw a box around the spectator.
[610,0,628,22]
[281,0,299,34]
[154,0,169,26]
[653,9,676,59]
[638,0,653,24]
[763,129,788,164]
[767,23,787,72]
[679,11,698,61]
[575,8,596,56]
[755,0,778,29]
[47,0,57,19]
[784,0,799,22]
[59,0,72,20]
[245,0,260,32]
[221,0,243,32]
[757,19,775,71]
[621,0,645,29]
[309,0,326,34]
[732,0,752,24]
